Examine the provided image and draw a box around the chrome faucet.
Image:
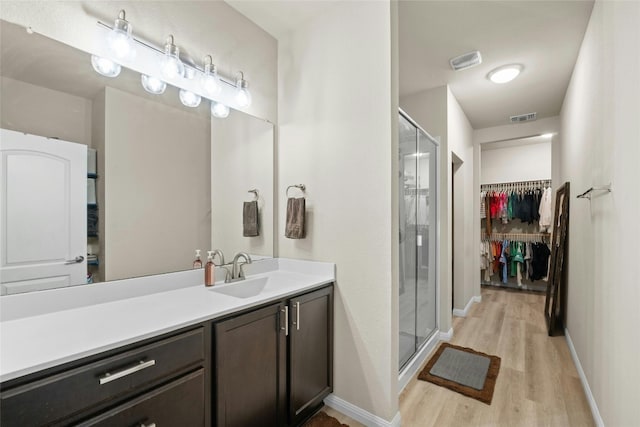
[231,252,252,281]
[211,249,225,266]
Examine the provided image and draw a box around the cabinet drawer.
[77,369,204,427]
[1,327,204,426]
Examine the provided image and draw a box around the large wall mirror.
[0,20,274,294]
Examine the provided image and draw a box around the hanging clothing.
[539,187,553,232]
[530,243,551,281]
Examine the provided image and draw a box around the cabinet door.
[215,303,287,427]
[77,369,204,426]
[289,286,333,425]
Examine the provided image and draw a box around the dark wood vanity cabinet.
[214,284,334,427]
[0,284,333,427]
[0,326,209,427]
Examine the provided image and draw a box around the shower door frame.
[398,108,440,372]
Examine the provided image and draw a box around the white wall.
[447,88,477,312]
[0,76,92,146]
[103,87,211,281]
[481,141,552,184]
[278,1,398,421]
[401,85,476,325]
[211,113,274,257]
[560,1,640,425]
[0,1,277,123]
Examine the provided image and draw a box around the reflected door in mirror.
[0,129,87,295]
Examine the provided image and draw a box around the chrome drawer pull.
[295,301,300,331]
[140,423,156,427]
[281,306,289,336]
[99,359,156,385]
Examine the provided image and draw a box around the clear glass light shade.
[161,54,185,80]
[179,89,201,108]
[235,87,252,108]
[211,102,230,118]
[201,72,222,96]
[107,27,134,60]
[141,74,167,94]
[91,55,121,77]
[488,65,522,84]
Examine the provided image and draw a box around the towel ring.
[286,184,306,198]
[248,189,258,201]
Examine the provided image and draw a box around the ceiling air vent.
[510,112,537,123]
[449,51,482,71]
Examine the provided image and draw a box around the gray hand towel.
[243,201,259,237]
[285,197,306,239]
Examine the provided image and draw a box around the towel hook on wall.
[286,184,306,198]
[248,189,259,201]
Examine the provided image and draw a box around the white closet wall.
[481,141,551,184]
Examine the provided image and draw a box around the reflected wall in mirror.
[0,20,274,294]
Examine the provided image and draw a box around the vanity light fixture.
[141,74,167,94]
[488,64,523,84]
[107,10,135,60]
[235,71,252,108]
[201,55,222,96]
[160,35,185,80]
[211,102,230,118]
[179,89,202,108]
[91,55,121,77]
[91,11,253,118]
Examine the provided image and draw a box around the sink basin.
[208,277,268,299]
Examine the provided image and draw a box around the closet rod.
[481,232,550,242]
[481,179,551,188]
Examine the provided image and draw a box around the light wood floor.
[324,287,594,427]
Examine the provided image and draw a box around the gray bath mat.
[429,347,490,390]
[418,343,501,404]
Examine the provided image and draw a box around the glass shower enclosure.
[399,110,438,370]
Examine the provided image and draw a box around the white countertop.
[0,258,335,383]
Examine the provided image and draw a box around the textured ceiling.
[399,1,594,129]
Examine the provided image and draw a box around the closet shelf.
[481,232,550,242]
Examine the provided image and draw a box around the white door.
[0,129,87,295]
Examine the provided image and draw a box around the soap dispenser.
[193,249,202,269]
[205,251,215,286]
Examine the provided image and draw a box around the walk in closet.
[398,111,438,370]
[480,179,553,292]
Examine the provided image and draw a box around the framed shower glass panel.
[399,113,418,368]
[398,110,438,371]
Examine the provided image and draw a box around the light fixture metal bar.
[96,20,239,88]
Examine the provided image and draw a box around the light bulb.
[235,72,251,108]
[91,55,121,77]
[161,35,184,79]
[200,56,222,96]
[211,102,230,118]
[107,10,135,60]
[179,89,201,108]
[141,74,166,94]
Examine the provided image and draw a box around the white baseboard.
[398,331,440,392]
[452,295,481,318]
[564,328,604,427]
[324,394,401,427]
[439,327,453,341]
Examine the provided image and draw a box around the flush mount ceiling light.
[141,74,166,94]
[488,64,523,84]
[91,55,121,77]
[235,71,252,108]
[211,102,230,118]
[107,10,135,60]
[90,10,255,118]
[179,89,202,108]
[449,50,482,71]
